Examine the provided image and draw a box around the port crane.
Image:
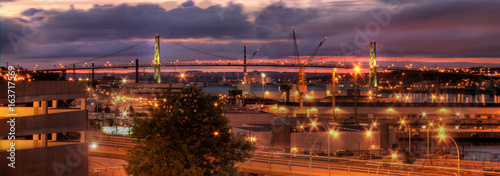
[291,27,327,109]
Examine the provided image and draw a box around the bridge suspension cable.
[160,36,240,61]
[65,38,154,67]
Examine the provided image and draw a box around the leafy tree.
[94,103,101,113]
[104,105,111,113]
[126,87,255,176]
[31,72,60,80]
[128,105,135,116]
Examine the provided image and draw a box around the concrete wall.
[224,111,275,128]
[0,110,87,138]
[0,107,37,117]
[0,140,35,150]
[232,127,272,146]
[0,81,87,104]
[291,131,382,153]
[271,125,291,150]
[0,143,88,176]
[271,105,500,119]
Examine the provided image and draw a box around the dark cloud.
[254,2,318,38]
[180,0,194,8]
[93,4,113,8]
[373,0,500,58]
[377,0,417,5]
[295,0,500,59]
[1,3,254,56]
[2,0,500,68]
[21,8,43,16]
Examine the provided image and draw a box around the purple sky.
[1,0,500,70]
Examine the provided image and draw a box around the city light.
[439,134,446,139]
[91,143,98,149]
[366,131,372,137]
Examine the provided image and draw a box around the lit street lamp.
[354,66,360,122]
[439,134,460,174]
[400,119,412,155]
[308,121,316,176]
[366,130,373,160]
[261,73,266,96]
[302,120,336,176]
[376,151,399,175]
[328,129,339,176]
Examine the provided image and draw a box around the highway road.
[86,132,500,175]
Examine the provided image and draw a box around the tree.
[128,105,135,117]
[104,105,111,113]
[126,87,255,176]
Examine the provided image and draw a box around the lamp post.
[309,121,316,176]
[328,129,338,176]
[429,122,434,164]
[401,120,411,155]
[377,151,398,175]
[305,121,333,176]
[332,68,337,121]
[366,130,373,160]
[439,134,460,174]
[261,73,266,96]
[354,66,360,122]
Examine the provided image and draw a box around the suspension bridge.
[10,32,500,85]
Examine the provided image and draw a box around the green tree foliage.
[31,72,60,80]
[129,105,135,117]
[104,105,111,113]
[126,87,255,176]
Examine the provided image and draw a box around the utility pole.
[135,59,139,83]
[91,63,95,87]
[332,68,336,121]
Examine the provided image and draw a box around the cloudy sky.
[1,0,499,70]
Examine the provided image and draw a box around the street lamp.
[308,121,317,176]
[327,129,339,175]
[302,120,334,176]
[439,134,460,174]
[377,151,398,175]
[400,119,412,155]
[429,122,434,161]
[366,129,373,160]
[261,73,266,96]
[354,66,360,122]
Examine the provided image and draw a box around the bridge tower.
[369,40,377,88]
[243,44,247,83]
[153,34,161,84]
